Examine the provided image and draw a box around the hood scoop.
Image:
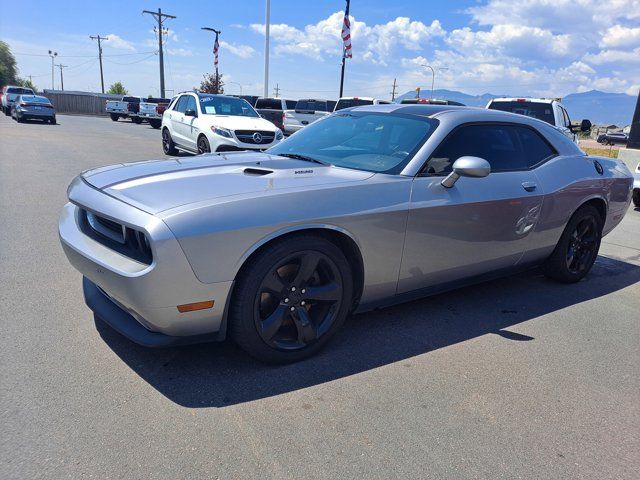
[243,167,273,176]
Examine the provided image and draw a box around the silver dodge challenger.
[59,105,634,362]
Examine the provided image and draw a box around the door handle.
[522,182,537,192]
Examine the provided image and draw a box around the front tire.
[197,135,211,154]
[149,119,161,129]
[131,116,142,124]
[229,235,354,363]
[542,205,603,283]
[633,190,640,208]
[162,128,178,155]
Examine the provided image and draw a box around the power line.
[143,8,176,98]
[104,53,157,65]
[14,51,157,58]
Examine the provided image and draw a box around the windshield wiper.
[277,153,330,166]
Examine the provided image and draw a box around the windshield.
[334,98,374,111]
[267,112,438,174]
[488,101,555,125]
[199,96,259,117]
[8,87,34,94]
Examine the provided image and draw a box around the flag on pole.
[213,36,220,68]
[341,11,352,58]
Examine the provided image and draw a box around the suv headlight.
[275,129,284,140]
[211,126,233,138]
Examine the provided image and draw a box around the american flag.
[213,36,219,68]
[341,11,352,58]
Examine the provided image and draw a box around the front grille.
[79,209,152,265]
[234,130,275,145]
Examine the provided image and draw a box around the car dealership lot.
[1,114,639,479]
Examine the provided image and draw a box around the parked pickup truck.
[130,97,171,128]
[255,97,297,131]
[106,96,142,122]
[333,97,391,111]
[283,99,336,135]
[486,97,591,144]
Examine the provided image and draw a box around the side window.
[285,100,297,109]
[184,95,197,114]
[515,126,556,168]
[173,95,188,113]
[424,124,528,175]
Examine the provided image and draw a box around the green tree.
[0,40,19,87]
[16,77,37,92]
[107,81,128,95]
[198,73,224,94]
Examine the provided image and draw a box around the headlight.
[211,126,233,138]
[275,129,284,140]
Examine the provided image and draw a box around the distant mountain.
[396,88,637,126]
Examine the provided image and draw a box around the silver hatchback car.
[59,105,633,362]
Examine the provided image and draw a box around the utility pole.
[56,64,68,91]
[143,8,176,98]
[263,0,270,97]
[201,27,221,93]
[48,50,57,90]
[339,0,351,98]
[273,83,280,98]
[90,35,107,93]
[391,78,398,101]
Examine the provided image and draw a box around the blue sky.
[2,0,638,99]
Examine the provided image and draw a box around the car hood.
[81,152,375,214]
[206,115,277,131]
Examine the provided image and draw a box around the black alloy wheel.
[542,204,602,283]
[229,235,353,363]
[162,128,177,155]
[254,250,343,350]
[197,136,211,154]
[566,217,599,275]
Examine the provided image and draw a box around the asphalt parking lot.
[1,113,639,479]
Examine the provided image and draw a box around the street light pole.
[48,50,57,90]
[201,27,222,93]
[228,81,243,95]
[263,0,270,97]
[421,64,448,98]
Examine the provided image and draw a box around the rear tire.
[110,113,119,122]
[633,190,640,208]
[162,128,178,155]
[542,205,603,283]
[229,235,353,363]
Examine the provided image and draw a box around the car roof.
[490,97,561,104]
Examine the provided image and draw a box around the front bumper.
[59,178,234,339]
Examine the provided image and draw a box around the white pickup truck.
[486,97,591,143]
[130,97,171,128]
[105,96,142,122]
[283,99,336,135]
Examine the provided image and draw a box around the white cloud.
[104,34,136,51]
[583,47,640,64]
[219,40,256,59]
[626,84,640,96]
[167,48,193,57]
[600,25,640,48]
[250,12,445,63]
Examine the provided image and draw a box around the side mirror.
[441,156,491,188]
[580,119,592,132]
[185,108,197,117]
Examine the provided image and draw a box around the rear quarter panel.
[522,154,632,263]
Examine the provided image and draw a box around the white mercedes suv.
[161,92,284,155]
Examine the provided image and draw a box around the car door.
[398,123,547,294]
[168,95,188,145]
[178,95,199,151]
